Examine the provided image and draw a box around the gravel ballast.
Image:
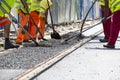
[0,20,100,69]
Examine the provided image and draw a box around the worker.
[29,0,52,40]
[0,0,19,49]
[103,0,120,48]
[15,0,31,44]
[99,0,112,42]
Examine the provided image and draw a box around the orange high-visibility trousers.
[29,11,45,39]
[0,16,11,27]
[16,10,30,43]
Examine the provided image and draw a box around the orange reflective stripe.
[0,18,9,23]
[0,17,11,26]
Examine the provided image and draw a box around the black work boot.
[103,44,115,49]
[99,38,108,42]
[4,39,19,49]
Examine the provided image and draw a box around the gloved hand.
[12,16,18,24]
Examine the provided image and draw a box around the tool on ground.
[60,14,113,44]
[47,0,61,39]
[20,0,47,41]
[0,1,40,46]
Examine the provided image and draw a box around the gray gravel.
[0,20,98,69]
[0,40,70,69]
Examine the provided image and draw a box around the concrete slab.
[34,33,120,80]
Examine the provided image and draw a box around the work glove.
[12,16,18,24]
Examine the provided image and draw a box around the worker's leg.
[108,10,120,46]
[16,10,30,44]
[102,7,112,40]
[37,16,45,39]
[0,16,19,49]
[29,11,45,39]
[100,6,112,42]
[4,24,19,49]
[16,27,24,44]
[104,10,120,48]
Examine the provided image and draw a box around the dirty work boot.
[103,44,115,49]
[4,40,19,49]
[99,38,108,42]
[23,40,29,42]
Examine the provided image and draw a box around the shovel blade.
[50,32,61,39]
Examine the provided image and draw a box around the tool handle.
[80,0,97,35]
[47,0,55,31]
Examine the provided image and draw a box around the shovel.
[47,0,61,39]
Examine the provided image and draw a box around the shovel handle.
[80,0,97,35]
[47,0,55,31]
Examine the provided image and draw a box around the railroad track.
[15,22,103,80]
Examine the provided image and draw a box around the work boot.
[103,44,115,49]
[99,38,108,42]
[16,42,22,45]
[4,41,19,49]
[16,40,30,45]
[23,40,29,42]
